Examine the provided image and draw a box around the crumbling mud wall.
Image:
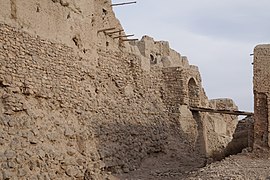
[253,45,270,148]
[197,99,238,160]
[224,116,254,156]
[0,0,127,61]
[0,0,241,179]
[0,23,186,179]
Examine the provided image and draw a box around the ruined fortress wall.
[0,0,241,179]
[0,0,94,48]
[0,23,201,179]
[253,45,270,148]
[0,22,239,179]
[0,0,125,54]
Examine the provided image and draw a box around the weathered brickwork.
[0,21,241,179]
[162,66,203,108]
[253,45,270,148]
[0,23,204,179]
[0,1,245,179]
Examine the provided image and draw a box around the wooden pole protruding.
[105,30,124,35]
[113,34,134,39]
[97,27,116,33]
[111,1,136,7]
[121,39,139,41]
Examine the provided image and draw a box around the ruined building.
[254,45,270,149]
[0,0,251,179]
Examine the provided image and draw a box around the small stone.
[47,133,58,142]
[10,138,21,149]
[18,168,27,177]
[21,141,28,148]
[29,137,38,144]
[37,149,46,159]
[4,150,16,159]
[123,167,129,173]
[25,150,33,157]
[67,148,76,156]
[48,170,58,179]
[0,138,5,146]
[64,127,75,138]
[76,158,85,166]
[42,173,50,180]
[8,161,16,168]
[1,162,8,169]
[1,115,11,126]
[2,170,16,179]
[0,153,7,161]
[66,166,80,177]
[16,155,25,164]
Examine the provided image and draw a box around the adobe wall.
[253,45,270,148]
[0,23,188,179]
[0,0,127,59]
[0,0,240,179]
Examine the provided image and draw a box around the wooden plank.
[111,1,136,7]
[190,106,254,116]
[121,39,138,41]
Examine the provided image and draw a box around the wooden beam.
[113,34,134,39]
[105,29,124,35]
[97,27,116,33]
[111,1,136,7]
[121,39,138,41]
[190,106,254,116]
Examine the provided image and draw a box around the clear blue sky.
[113,0,270,111]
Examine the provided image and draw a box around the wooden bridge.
[190,106,254,116]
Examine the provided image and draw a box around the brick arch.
[187,77,200,107]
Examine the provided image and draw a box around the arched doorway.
[188,78,199,107]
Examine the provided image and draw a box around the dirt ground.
[115,152,205,180]
[113,149,270,180]
[188,152,270,180]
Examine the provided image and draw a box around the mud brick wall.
[253,45,270,148]
[0,23,200,179]
[0,1,244,178]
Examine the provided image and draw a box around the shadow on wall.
[254,92,269,147]
[212,116,254,161]
[192,111,207,158]
[92,119,205,175]
[94,122,167,173]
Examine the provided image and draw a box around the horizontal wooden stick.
[97,27,116,33]
[121,39,139,41]
[190,106,254,116]
[113,34,134,39]
[111,1,136,7]
[105,30,124,35]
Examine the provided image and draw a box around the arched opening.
[188,78,199,107]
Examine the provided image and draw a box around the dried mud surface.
[116,151,270,180]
